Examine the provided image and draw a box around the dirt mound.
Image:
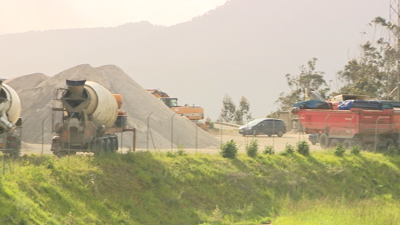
[6,64,220,149]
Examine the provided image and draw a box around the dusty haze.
[0,0,388,120]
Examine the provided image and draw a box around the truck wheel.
[329,139,340,148]
[277,131,284,137]
[319,133,330,149]
[114,139,119,151]
[54,151,66,158]
[100,140,107,153]
[110,138,118,152]
[342,139,352,149]
[104,139,112,153]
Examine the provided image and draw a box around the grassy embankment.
[0,147,400,224]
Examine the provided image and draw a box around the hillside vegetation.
[0,149,400,224]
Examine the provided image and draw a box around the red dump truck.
[292,99,400,150]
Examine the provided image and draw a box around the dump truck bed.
[297,108,394,138]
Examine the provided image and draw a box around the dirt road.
[210,129,320,153]
[19,130,321,156]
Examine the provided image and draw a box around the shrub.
[350,145,361,155]
[334,143,346,157]
[177,144,187,156]
[296,141,310,156]
[283,143,295,155]
[220,139,238,159]
[208,121,215,129]
[263,145,275,155]
[246,139,258,158]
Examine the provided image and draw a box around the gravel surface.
[21,131,321,156]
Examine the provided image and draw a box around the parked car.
[239,118,286,137]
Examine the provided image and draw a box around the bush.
[220,139,238,159]
[208,121,215,129]
[296,141,310,156]
[246,139,258,158]
[177,144,187,156]
[282,143,295,155]
[350,145,361,155]
[334,143,346,157]
[263,145,275,155]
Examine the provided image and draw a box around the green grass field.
[0,146,399,224]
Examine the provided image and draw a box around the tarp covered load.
[337,100,386,110]
[292,100,332,109]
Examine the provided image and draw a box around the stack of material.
[5,64,220,149]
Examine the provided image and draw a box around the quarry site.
[2,64,317,156]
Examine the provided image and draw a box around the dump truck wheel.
[342,139,352,149]
[319,134,330,149]
[329,139,340,148]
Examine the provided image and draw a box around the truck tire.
[104,139,112,153]
[110,138,118,152]
[277,131,284,137]
[342,139,352,149]
[329,139,340,148]
[319,133,330,149]
[100,139,107,153]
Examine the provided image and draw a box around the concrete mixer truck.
[51,80,135,156]
[0,80,22,157]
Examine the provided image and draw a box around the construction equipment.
[51,80,135,156]
[146,89,205,122]
[0,81,22,157]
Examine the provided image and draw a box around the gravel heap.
[5,64,220,149]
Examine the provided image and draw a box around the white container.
[0,83,21,131]
[84,81,118,128]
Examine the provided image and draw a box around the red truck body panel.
[298,108,395,138]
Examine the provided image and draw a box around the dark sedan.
[239,118,286,137]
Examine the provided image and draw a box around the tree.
[275,58,330,111]
[334,17,400,100]
[234,96,253,125]
[218,95,253,124]
[218,94,236,122]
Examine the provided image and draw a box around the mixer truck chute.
[0,80,22,157]
[51,80,135,156]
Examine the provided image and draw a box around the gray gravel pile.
[5,64,220,149]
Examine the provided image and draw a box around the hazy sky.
[0,0,228,35]
[0,0,393,120]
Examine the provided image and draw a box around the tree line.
[219,17,399,124]
[272,16,400,115]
